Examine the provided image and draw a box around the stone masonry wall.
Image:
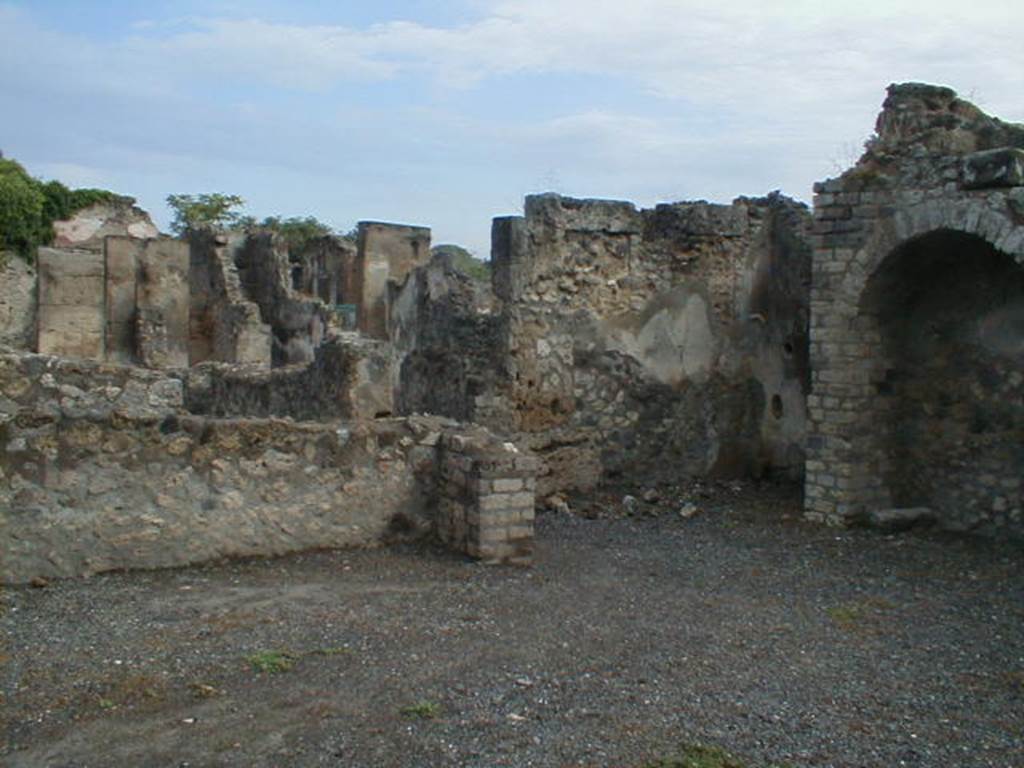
[189,232,272,368]
[805,83,1024,535]
[36,247,106,360]
[186,334,393,421]
[437,429,538,564]
[1,350,534,582]
[489,193,812,497]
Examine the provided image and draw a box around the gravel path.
[2,485,1023,767]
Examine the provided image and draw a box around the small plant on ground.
[246,649,296,674]
[399,700,441,719]
[644,743,746,768]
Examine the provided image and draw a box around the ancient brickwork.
[805,83,1024,534]
[437,430,538,564]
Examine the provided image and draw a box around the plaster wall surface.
[0,253,36,349]
[356,222,432,339]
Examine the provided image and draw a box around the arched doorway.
[860,229,1024,531]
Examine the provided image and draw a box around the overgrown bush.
[0,158,120,261]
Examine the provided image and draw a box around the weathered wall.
[36,238,190,367]
[805,83,1024,536]
[105,236,191,368]
[391,254,505,422]
[36,247,107,360]
[51,199,159,251]
[292,236,359,314]
[0,350,532,583]
[0,253,36,349]
[232,233,331,366]
[356,222,432,339]
[488,193,812,496]
[188,232,272,368]
[187,335,393,421]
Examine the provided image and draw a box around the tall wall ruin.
[805,83,1024,535]
[387,193,813,498]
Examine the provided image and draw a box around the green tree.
[166,193,245,235]
[0,159,47,258]
[257,215,335,252]
[432,243,491,282]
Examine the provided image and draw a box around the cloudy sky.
[2,1,1022,256]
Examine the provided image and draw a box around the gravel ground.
[2,482,1023,768]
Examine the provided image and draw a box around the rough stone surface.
[484,192,812,496]
[51,199,159,251]
[0,253,36,349]
[187,334,393,421]
[0,349,528,582]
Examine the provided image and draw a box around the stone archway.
[805,194,1024,533]
[859,229,1024,531]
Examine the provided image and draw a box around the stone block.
[962,148,1024,190]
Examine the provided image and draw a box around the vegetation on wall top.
[432,243,491,282]
[167,192,347,254]
[0,158,122,261]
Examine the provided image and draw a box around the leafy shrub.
[0,158,121,261]
[432,243,491,282]
[166,193,246,235]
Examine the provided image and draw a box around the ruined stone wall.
[188,232,272,368]
[35,238,190,367]
[356,222,431,339]
[0,253,36,349]
[490,193,812,496]
[232,233,332,366]
[105,236,190,368]
[391,254,505,422]
[36,247,107,360]
[805,83,1024,536]
[292,236,359,313]
[0,349,534,583]
[186,335,393,421]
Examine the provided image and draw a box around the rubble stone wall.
[186,335,393,421]
[189,232,272,367]
[805,83,1024,535]
[391,254,505,422]
[232,233,332,366]
[1,350,528,583]
[489,193,812,496]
